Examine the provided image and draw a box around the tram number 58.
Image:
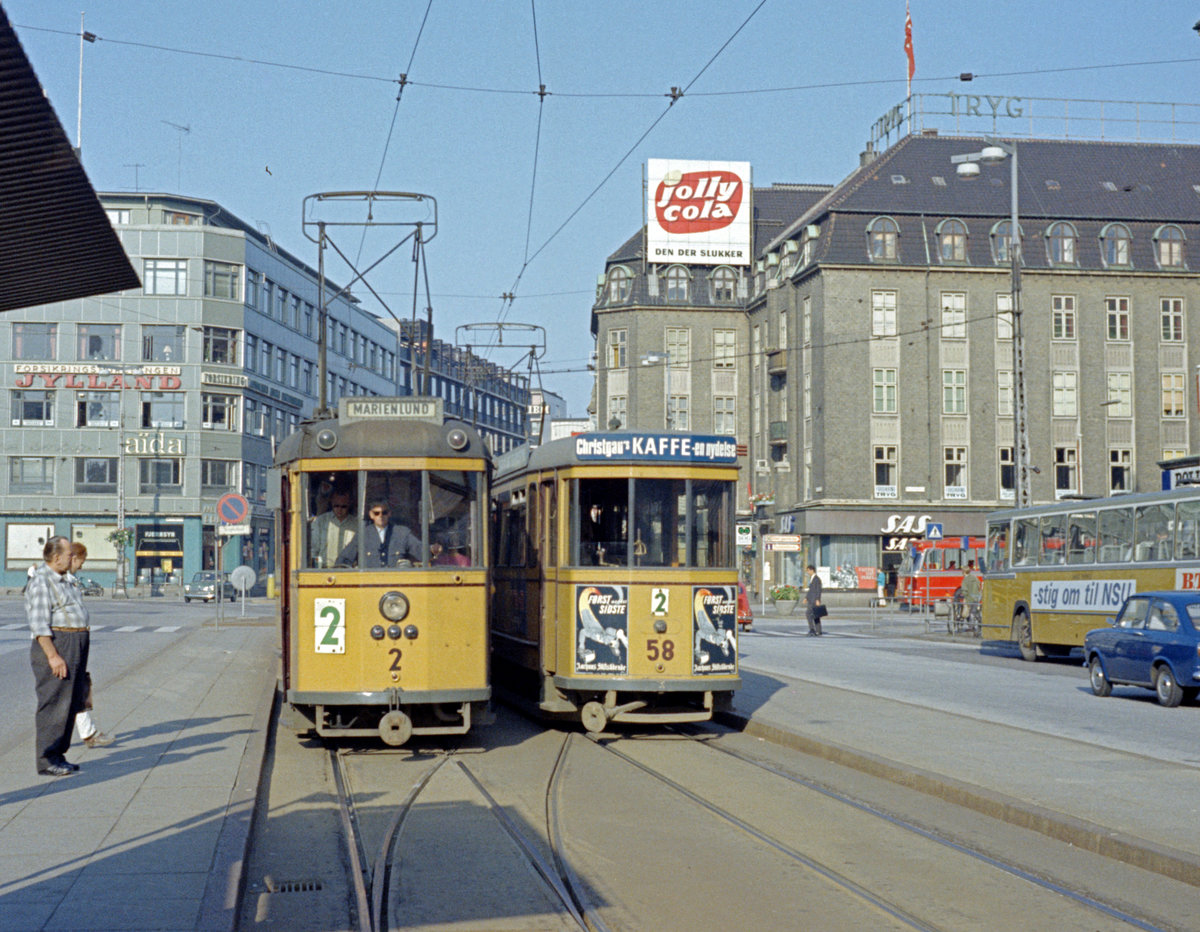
[646,639,675,661]
[314,598,346,654]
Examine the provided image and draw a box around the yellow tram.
[274,397,490,745]
[490,431,741,732]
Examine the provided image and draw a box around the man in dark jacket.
[337,501,422,567]
[805,564,824,637]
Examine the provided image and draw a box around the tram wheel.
[581,701,608,734]
[379,710,413,746]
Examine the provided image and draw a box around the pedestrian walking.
[805,564,824,637]
[27,536,91,776]
[67,543,114,748]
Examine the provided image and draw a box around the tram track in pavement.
[330,741,598,932]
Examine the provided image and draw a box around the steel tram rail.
[675,728,1169,932]
[582,733,938,932]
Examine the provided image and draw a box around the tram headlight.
[654,619,668,634]
[315,428,338,451]
[379,590,410,622]
[446,427,469,451]
[387,624,403,640]
[404,624,419,640]
[370,625,386,640]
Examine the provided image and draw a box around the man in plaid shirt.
[27,536,90,777]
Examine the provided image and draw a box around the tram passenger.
[337,500,422,567]
[309,490,356,568]
[581,503,607,565]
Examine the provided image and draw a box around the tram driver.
[336,500,422,567]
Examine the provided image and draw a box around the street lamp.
[952,140,1031,506]
[640,350,671,430]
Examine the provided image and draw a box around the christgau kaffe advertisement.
[646,159,752,266]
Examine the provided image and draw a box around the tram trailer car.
[274,399,490,746]
[490,431,741,733]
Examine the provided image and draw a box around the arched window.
[990,220,1024,265]
[710,266,737,302]
[606,266,631,303]
[665,265,689,301]
[1046,222,1077,266]
[1155,225,1186,269]
[867,217,899,261]
[1100,223,1132,268]
[937,219,968,262]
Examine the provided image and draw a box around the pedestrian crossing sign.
[925,523,943,540]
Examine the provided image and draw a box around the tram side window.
[1097,507,1133,563]
[576,478,628,566]
[1012,518,1038,566]
[335,469,423,568]
[1176,500,1200,560]
[984,522,1008,572]
[1133,503,1174,562]
[691,479,733,568]
[306,471,357,569]
[1066,511,1096,565]
[1038,516,1066,565]
[496,491,527,567]
[429,470,478,567]
[632,478,686,568]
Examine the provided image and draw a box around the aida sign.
[646,159,751,266]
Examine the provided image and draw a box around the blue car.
[1084,591,1200,707]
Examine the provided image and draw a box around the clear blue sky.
[10,1,1200,415]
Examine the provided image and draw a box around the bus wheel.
[1014,611,1037,662]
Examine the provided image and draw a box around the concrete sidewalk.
[0,617,277,932]
[722,620,1200,887]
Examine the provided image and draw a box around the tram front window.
[578,478,627,566]
[306,471,357,569]
[573,477,734,568]
[429,470,479,567]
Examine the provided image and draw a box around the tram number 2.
[388,648,402,672]
[645,639,675,661]
[313,598,346,654]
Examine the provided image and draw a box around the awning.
[0,9,140,312]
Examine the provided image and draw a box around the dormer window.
[710,266,737,302]
[1155,224,1186,269]
[664,265,689,301]
[990,220,1023,265]
[936,219,968,263]
[867,217,899,261]
[606,266,631,303]
[1046,222,1077,266]
[1100,223,1132,268]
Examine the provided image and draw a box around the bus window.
[576,478,629,566]
[306,471,358,568]
[1097,507,1133,563]
[1177,500,1200,560]
[1013,518,1038,566]
[1038,515,1066,565]
[1134,503,1173,562]
[1066,511,1096,565]
[984,521,1008,572]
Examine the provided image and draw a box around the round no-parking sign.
[216,492,249,525]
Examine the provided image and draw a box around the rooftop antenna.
[161,120,191,192]
[123,163,145,193]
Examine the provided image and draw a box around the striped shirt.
[25,562,89,639]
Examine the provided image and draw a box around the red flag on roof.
[905,2,915,95]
